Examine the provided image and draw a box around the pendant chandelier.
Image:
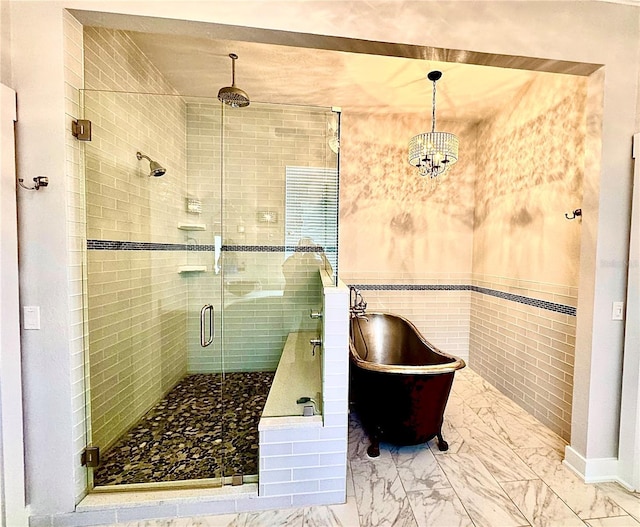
[408,70,459,179]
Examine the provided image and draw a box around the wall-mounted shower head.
[136,151,167,177]
[218,53,250,108]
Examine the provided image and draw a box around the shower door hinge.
[81,446,100,467]
[72,119,92,141]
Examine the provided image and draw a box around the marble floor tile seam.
[386,432,535,527]
[422,389,553,525]
[510,446,627,520]
[595,483,640,523]
[447,392,626,524]
[590,494,640,524]
[401,460,502,527]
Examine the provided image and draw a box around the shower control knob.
[309,310,323,319]
[309,338,322,356]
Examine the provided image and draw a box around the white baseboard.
[564,445,619,484]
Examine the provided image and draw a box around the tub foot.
[367,427,381,458]
[436,432,449,452]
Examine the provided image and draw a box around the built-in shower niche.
[82,88,340,490]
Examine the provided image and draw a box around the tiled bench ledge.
[260,331,322,424]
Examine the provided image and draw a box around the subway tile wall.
[470,274,577,440]
[182,100,224,372]
[83,27,189,452]
[340,273,472,359]
[184,102,335,373]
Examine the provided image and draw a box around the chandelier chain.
[431,78,437,134]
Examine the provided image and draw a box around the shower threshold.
[92,371,274,488]
[91,474,259,494]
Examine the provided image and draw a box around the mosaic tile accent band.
[87,240,333,253]
[351,284,576,316]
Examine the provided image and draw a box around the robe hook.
[565,209,582,220]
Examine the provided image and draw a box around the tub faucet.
[349,286,368,319]
[309,337,322,356]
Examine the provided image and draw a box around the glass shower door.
[219,102,338,443]
[82,91,339,491]
[83,91,228,488]
[182,97,228,484]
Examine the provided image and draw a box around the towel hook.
[565,208,582,220]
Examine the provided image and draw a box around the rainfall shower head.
[218,53,250,108]
[136,151,166,177]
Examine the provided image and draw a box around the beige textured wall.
[339,111,476,357]
[470,74,587,440]
[473,74,587,285]
[0,0,10,85]
[340,112,476,277]
[84,27,189,451]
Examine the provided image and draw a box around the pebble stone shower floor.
[93,372,275,487]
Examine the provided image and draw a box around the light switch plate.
[23,306,41,329]
[612,301,624,321]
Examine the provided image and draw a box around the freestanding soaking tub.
[349,313,465,457]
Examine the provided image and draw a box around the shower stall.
[81,90,340,490]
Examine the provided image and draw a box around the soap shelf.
[178,266,207,274]
[178,223,206,231]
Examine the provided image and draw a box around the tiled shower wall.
[470,74,587,440]
[83,27,189,451]
[184,101,334,373]
[83,28,339,453]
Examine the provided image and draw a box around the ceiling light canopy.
[408,71,459,180]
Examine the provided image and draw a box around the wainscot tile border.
[351,283,576,317]
[87,240,332,253]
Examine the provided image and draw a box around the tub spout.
[296,396,318,416]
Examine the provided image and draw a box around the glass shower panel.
[82,91,339,489]
[220,102,339,422]
[82,90,226,488]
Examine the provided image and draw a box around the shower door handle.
[200,304,214,347]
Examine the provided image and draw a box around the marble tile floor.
[94,372,274,486]
[96,368,640,526]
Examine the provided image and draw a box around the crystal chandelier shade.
[408,71,459,179]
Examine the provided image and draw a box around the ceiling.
[68,3,599,125]
[126,31,556,123]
